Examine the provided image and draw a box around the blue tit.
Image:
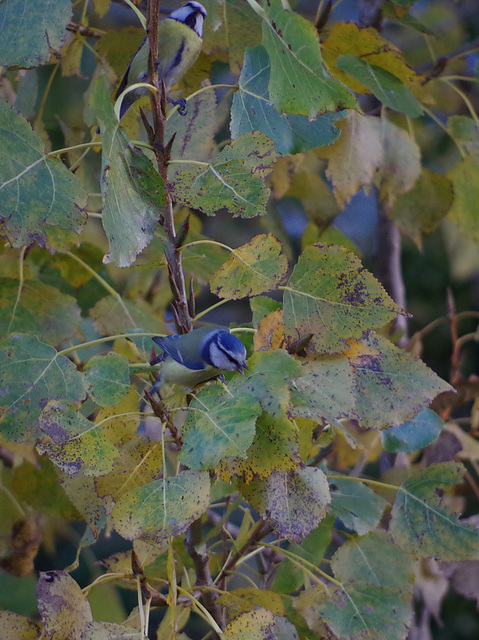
[150,326,248,388]
[115,1,207,119]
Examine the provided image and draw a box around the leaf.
[0,611,41,639]
[447,115,479,160]
[95,438,164,501]
[202,0,262,75]
[11,456,79,519]
[0,334,85,441]
[350,333,452,429]
[36,571,93,638]
[90,77,166,267]
[166,86,217,181]
[57,469,106,536]
[259,0,357,118]
[0,278,81,344]
[170,132,275,218]
[331,530,414,592]
[231,46,345,155]
[270,521,332,594]
[322,22,421,94]
[241,467,331,542]
[218,412,301,483]
[381,408,445,453]
[290,354,357,425]
[0,101,87,248]
[37,402,121,477]
[217,587,284,617]
[390,462,479,560]
[89,295,163,355]
[447,156,479,242]
[111,469,211,542]
[178,384,261,469]
[0,0,72,68]
[308,533,413,640]
[210,234,288,299]
[336,55,423,117]
[388,168,454,248]
[224,608,298,640]
[83,353,130,407]
[320,111,421,208]
[327,475,388,534]
[229,350,302,415]
[283,244,403,355]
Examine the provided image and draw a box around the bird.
[115,1,207,120]
[150,325,248,389]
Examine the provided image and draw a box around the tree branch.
[146,0,192,333]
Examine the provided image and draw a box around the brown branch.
[185,519,225,634]
[375,206,408,344]
[146,0,192,333]
[66,22,104,38]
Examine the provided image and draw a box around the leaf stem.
[58,333,161,356]
[7,246,27,336]
[66,252,137,327]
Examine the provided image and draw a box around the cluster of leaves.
[1,0,479,639]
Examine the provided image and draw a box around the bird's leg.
[167,97,187,115]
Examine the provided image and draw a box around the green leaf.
[298,533,413,640]
[11,456,80,519]
[352,333,452,429]
[0,0,72,67]
[447,115,479,160]
[37,402,121,477]
[0,278,81,344]
[231,45,345,155]
[0,101,87,248]
[381,408,445,453]
[229,350,302,415]
[388,168,454,248]
[283,244,403,355]
[111,469,211,542]
[90,295,162,354]
[241,467,330,541]
[260,0,357,118]
[336,55,423,117]
[210,234,288,299]
[270,520,333,593]
[317,580,411,640]
[290,355,357,424]
[170,132,276,218]
[0,334,85,441]
[250,295,283,327]
[90,77,166,267]
[327,476,388,534]
[330,530,414,593]
[179,384,261,469]
[447,156,479,242]
[83,353,130,407]
[166,87,216,181]
[390,462,479,560]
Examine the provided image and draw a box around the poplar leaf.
[210,234,288,299]
[111,469,211,541]
[170,132,275,218]
[0,101,87,248]
[260,0,357,117]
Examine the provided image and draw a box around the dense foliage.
[1,0,479,639]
